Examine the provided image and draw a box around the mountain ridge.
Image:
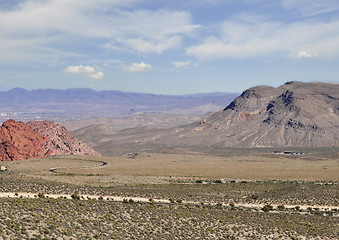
[73,81,339,154]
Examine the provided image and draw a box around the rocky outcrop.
[0,119,51,161]
[0,119,100,161]
[28,120,100,156]
[193,81,339,147]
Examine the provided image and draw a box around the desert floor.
[0,148,338,239]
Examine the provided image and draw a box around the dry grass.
[4,151,338,187]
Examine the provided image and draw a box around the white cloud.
[173,61,191,68]
[293,50,318,59]
[127,62,153,72]
[186,18,339,60]
[65,65,104,79]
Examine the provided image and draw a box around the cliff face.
[0,119,100,161]
[0,119,50,161]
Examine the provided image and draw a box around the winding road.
[48,158,108,173]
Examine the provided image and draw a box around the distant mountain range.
[73,81,339,154]
[0,88,238,123]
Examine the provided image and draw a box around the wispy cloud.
[65,65,104,79]
[173,61,191,68]
[126,62,153,72]
[186,17,339,61]
[280,0,339,16]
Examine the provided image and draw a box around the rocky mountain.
[0,119,100,161]
[193,81,339,147]
[74,81,338,154]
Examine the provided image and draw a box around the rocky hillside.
[28,120,100,156]
[0,119,100,161]
[192,81,339,147]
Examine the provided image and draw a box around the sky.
[0,0,339,94]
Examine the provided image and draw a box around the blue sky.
[0,0,339,94]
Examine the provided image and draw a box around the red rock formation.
[0,119,50,161]
[28,120,101,156]
[0,119,100,161]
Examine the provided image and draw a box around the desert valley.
[0,81,338,239]
[2,1,339,239]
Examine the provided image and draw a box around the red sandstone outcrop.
[0,119,100,161]
[27,120,101,156]
[0,119,51,161]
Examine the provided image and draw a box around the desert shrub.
[262,205,273,212]
[71,192,80,200]
[277,205,285,211]
[38,193,45,198]
[250,195,259,200]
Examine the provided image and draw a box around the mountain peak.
[191,82,339,147]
